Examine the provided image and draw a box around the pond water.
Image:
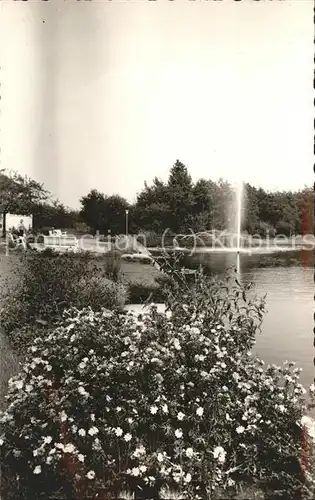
[128,249,314,391]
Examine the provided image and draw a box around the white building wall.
[0,214,33,231]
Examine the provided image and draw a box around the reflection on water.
[244,266,313,389]
[185,249,313,389]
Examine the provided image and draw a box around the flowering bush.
[74,276,128,311]
[0,251,128,336]
[0,264,314,499]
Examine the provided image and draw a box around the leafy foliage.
[131,162,311,237]
[0,264,313,500]
[0,251,128,340]
[80,190,129,235]
[0,170,48,237]
[75,161,312,238]
[33,201,79,231]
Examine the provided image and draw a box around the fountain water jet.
[236,180,243,253]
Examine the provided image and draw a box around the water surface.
[128,249,314,390]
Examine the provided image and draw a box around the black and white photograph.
[0,1,314,499]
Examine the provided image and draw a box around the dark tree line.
[79,160,313,237]
[1,162,311,238]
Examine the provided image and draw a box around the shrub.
[0,265,314,500]
[103,249,122,281]
[141,231,160,248]
[75,276,128,310]
[4,323,54,359]
[127,281,166,304]
[0,250,127,337]
[35,234,44,244]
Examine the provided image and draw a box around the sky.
[0,0,313,209]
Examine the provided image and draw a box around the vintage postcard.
[0,1,313,499]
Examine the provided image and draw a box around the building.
[0,214,33,232]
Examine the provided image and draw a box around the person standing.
[17,219,26,237]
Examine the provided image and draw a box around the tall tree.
[243,184,259,234]
[211,179,233,231]
[80,190,129,235]
[296,186,313,235]
[0,169,48,237]
[167,160,195,232]
[33,200,79,230]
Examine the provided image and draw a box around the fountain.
[236,180,243,254]
[235,180,243,275]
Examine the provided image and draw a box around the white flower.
[175,429,183,439]
[43,436,52,445]
[0,439,4,446]
[173,339,181,350]
[90,413,96,421]
[78,362,86,370]
[140,465,147,473]
[157,452,164,462]
[33,465,42,475]
[15,380,24,390]
[162,404,169,413]
[78,386,89,397]
[196,407,204,417]
[78,454,85,462]
[213,446,226,464]
[64,443,75,453]
[278,405,286,414]
[177,412,185,421]
[124,433,132,442]
[86,470,95,480]
[185,447,194,458]
[301,416,315,439]
[236,426,245,434]
[232,372,240,382]
[55,443,64,450]
[46,365,52,372]
[25,384,33,393]
[77,428,85,437]
[88,426,99,436]
[131,467,140,476]
[60,411,68,422]
[115,427,123,437]
[46,456,53,465]
[133,445,146,457]
[150,405,158,414]
[116,406,122,412]
[310,384,315,393]
[184,473,192,483]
